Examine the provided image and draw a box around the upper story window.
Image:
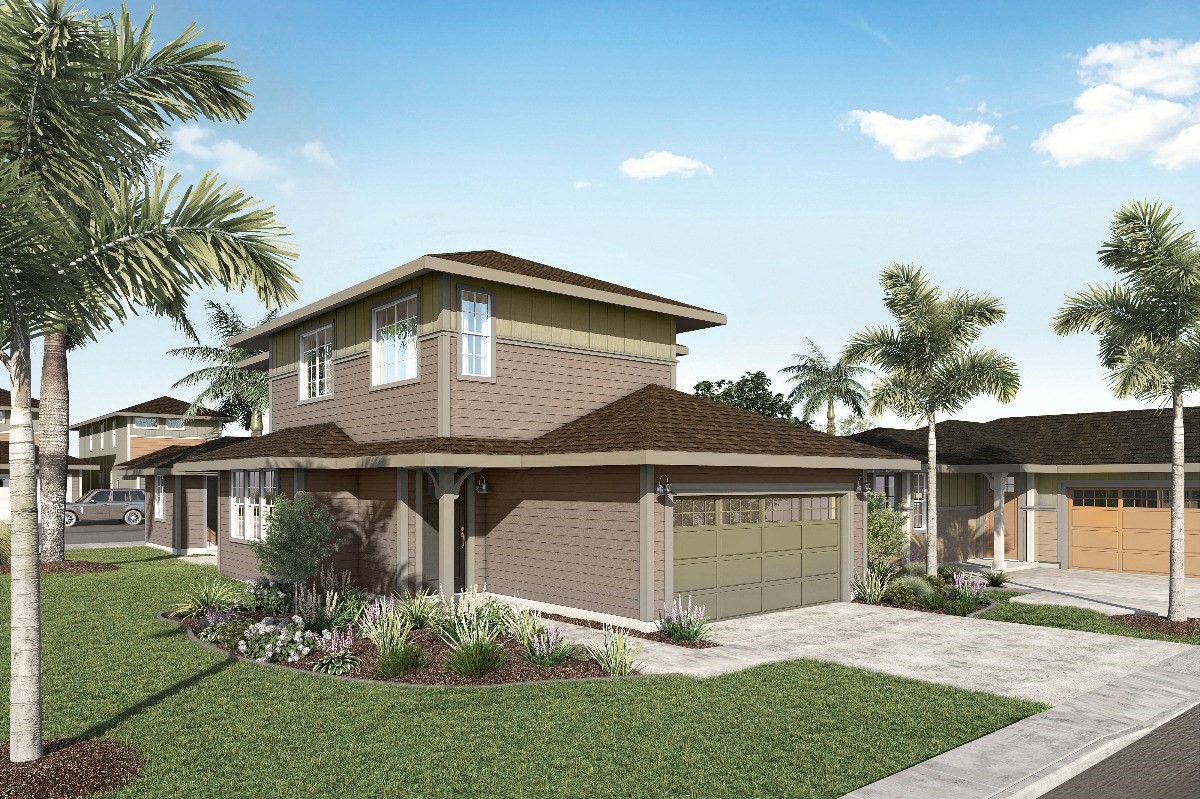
[88,423,94,452]
[0,409,6,423]
[460,289,492,378]
[299,324,334,400]
[372,294,419,385]
[166,419,184,430]
[133,417,159,429]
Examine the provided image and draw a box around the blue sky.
[22,0,1200,439]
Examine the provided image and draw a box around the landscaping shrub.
[319,568,369,627]
[172,576,244,619]
[238,616,320,663]
[197,607,236,643]
[396,587,448,629]
[900,561,928,577]
[657,595,710,642]
[948,572,988,606]
[944,595,980,617]
[937,564,963,583]
[883,581,915,606]
[891,574,934,601]
[449,584,514,634]
[920,591,947,611]
[526,624,575,665]
[925,574,947,592]
[508,609,548,651]
[358,596,409,654]
[0,523,9,567]
[250,492,343,588]
[243,576,294,616]
[866,492,909,567]
[375,640,427,676]
[443,618,507,676]
[983,569,1009,587]
[850,563,892,604]
[313,628,361,675]
[585,626,641,677]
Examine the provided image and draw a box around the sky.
[15,0,1200,443]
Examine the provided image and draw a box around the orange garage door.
[1069,488,1200,576]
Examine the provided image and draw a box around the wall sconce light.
[655,475,676,496]
[855,475,868,494]
[475,474,490,494]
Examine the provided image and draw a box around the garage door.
[673,494,842,620]
[1069,488,1200,576]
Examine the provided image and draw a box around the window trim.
[457,285,496,382]
[133,416,160,429]
[370,291,421,388]
[229,469,278,541]
[166,418,185,430]
[910,472,927,531]
[153,476,165,520]
[297,323,335,402]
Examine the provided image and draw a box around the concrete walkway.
[1006,568,1200,616]
[559,602,1191,705]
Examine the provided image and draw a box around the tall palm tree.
[0,2,299,761]
[845,264,1020,577]
[780,339,872,434]
[1054,200,1200,622]
[170,301,277,435]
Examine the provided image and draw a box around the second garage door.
[673,494,842,620]
[1069,487,1200,576]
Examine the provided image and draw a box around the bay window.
[372,294,419,385]
[299,325,333,399]
[231,469,278,541]
[460,289,492,378]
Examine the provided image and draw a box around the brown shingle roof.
[0,389,39,408]
[852,406,1200,466]
[114,437,248,472]
[429,250,717,315]
[0,442,90,467]
[116,396,223,418]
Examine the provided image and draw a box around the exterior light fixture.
[855,474,868,494]
[475,474,490,494]
[656,475,676,496]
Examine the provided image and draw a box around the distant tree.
[693,371,801,422]
[1054,199,1200,622]
[780,339,873,434]
[838,414,875,436]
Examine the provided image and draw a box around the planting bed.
[0,738,140,799]
[1112,614,1200,637]
[173,613,613,686]
[541,611,720,649]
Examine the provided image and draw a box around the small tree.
[866,492,908,567]
[693,371,803,422]
[251,493,343,588]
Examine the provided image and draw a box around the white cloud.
[845,110,1001,160]
[172,124,279,181]
[299,140,335,167]
[572,179,593,189]
[619,150,713,179]
[1036,38,1200,168]
[1080,39,1200,98]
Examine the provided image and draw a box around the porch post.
[413,469,425,589]
[465,479,476,589]
[396,468,410,591]
[987,472,1008,572]
[437,467,457,599]
[639,465,655,622]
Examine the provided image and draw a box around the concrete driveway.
[1006,567,1200,616]
[600,602,1191,705]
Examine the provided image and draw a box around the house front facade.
[0,388,38,443]
[117,250,915,624]
[0,389,95,521]
[854,409,1200,578]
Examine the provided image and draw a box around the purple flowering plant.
[526,623,575,665]
[656,595,710,642]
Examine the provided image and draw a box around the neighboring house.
[0,442,96,522]
[0,388,39,443]
[72,396,229,491]
[116,250,914,623]
[852,408,1200,578]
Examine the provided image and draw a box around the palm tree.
[780,339,872,434]
[0,2,298,761]
[1054,200,1200,622]
[845,264,1020,577]
[170,301,278,435]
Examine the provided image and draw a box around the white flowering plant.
[237,616,320,663]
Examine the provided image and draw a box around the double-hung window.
[460,289,492,377]
[230,469,277,541]
[153,476,165,520]
[372,295,419,385]
[133,416,159,429]
[166,418,184,430]
[910,472,927,531]
[299,325,334,400]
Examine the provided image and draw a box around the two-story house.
[1,388,96,522]
[73,396,228,491]
[0,388,38,443]
[116,251,914,624]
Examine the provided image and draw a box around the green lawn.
[978,591,1200,645]
[2,548,1044,799]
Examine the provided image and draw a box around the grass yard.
[977,592,1200,645]
[2,548,1044,799]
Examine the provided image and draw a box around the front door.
[982,478,1020,560]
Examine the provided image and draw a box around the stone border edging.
[157,611,650,689]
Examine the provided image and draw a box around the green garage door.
[673,495,842,620]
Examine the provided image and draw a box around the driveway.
[1006,567,1200,616]
[65,522,146,549]
[579,602,1192,705]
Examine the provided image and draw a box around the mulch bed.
[0,561,117,575]
[541,612,719,649]
[0,738,140,799]
[854,598,995,617]
[1112,614,1200,637]
[179,616,611,685]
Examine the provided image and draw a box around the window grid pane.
[461,290,492,377]
[301,326,333,399]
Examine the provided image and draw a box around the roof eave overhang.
[70,412,230,430]
[934,462,1200,474]
[227,255,727,350]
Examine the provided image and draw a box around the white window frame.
[166,418,184,430]
[230,469,278,541]
[110,419,117,447]
[371,293,420,386]
[154,476,165,520]
[459,288,493,379]
[133,416,160,429]
[911,472,927,531]
[88,424,94,452]
[298,324,334,400]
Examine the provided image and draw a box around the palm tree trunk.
[926,415,939,577]
[826,400,836,435]
[1168,391,1186,622]
[5,333,43,762]
[250,407,262,438]
[37,332,69,563]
